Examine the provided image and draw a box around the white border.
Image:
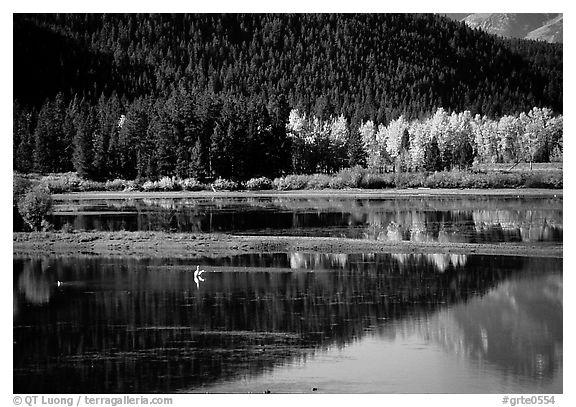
[2,2,571,407]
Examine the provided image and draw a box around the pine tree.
[395,128,411,172]
[92,94,113,180]
[224,122,237,179]
[118,102,147,180]
[267,94,291,176]
[62,98,79,170]
[52,93,71,172]
[209,123,225,178]
[33,100,56,173]
[13,102,35,173]
[73,105,96,178]
[456,139,474,169]
[347,130,366,167]
[424,137,442,172]
[107,114,122,179]
[188,137,204,179]
[150,104,176,177]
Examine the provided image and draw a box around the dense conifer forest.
[13,13,563,181]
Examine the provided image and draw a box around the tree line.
[287,106,562,174]
[359,106,563,172]
[14,87,562,182]
[14,89,292,181]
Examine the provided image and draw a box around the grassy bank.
[50,188,562,202]
[15,166,563,195]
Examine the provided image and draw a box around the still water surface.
[14,253,562,393]
[46,196,563,243]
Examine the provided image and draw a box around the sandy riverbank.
[13,231,563,259]
[51,188,563,200]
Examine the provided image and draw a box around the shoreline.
[13,231,563,259]
[51,188,563,200]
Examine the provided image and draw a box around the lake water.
[46,195,563,243]
[14,253,562,394]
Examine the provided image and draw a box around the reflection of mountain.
[48,197,563,245]
[210,272,562,393]
[396,273,562,385]
[14,255,561,393]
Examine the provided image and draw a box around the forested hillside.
[13,13,563,181]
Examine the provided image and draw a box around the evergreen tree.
[396,128,411,172]
[13,102,35,173]
[347,130,366,167]
[456,139,474,169]
[267,94,291,176]
[209,123,226,178]
[62,98,79,171]
[150,103,176,177]
[424,137,442,172]
[52,93,73,172]
[400,128,410,151]
[188,137,204,179]
[107,114,123,179]
[73,105,96,178]
[33,100,58,173]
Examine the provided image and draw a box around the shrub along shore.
[16,166,562,195]
[14,168,562,232]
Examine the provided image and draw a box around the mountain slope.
[445,13,562,43]
[14,13,562,121]
[526,15,563,43]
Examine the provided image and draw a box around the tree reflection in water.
[46,196,562,244]
[13,253,561,393]
[17,258,55,305]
